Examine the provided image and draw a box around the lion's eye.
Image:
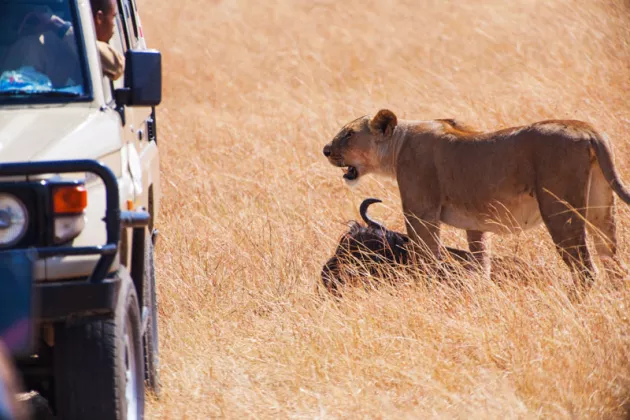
[337,131,352,145]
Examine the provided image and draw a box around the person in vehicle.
[39,0,126,81]
[90,0,125,81]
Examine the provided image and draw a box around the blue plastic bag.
[0,66,53,92]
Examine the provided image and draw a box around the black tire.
[143,232,160,395]
[54,270,145,420]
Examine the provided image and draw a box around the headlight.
[54,215,87,244]
[0,193,29,247]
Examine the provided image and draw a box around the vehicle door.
[99,6,139,204]
[116,0,159,220]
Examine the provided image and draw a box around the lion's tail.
[590,132,630,205]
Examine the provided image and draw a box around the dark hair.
[90,0,113,17]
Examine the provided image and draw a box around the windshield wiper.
[0,89,81,98]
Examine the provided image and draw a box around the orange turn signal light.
[53,185,87,214]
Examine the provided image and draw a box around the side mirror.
[115,49,162,107]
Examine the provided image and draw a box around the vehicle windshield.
[0,0,90,104]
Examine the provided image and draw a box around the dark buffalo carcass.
[321,198,488,295]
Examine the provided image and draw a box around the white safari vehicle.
[0,0,162,418]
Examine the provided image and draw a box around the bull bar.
[0,159,149,322]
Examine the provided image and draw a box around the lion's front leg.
[403,208,442,265]
[466,230,491,279]
[397,161,443,271]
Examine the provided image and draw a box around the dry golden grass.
[141,0,630,417]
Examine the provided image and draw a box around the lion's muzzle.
[323,144,332,157]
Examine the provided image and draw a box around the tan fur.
[323,109,630,294]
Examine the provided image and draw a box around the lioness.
[322,109,630,291]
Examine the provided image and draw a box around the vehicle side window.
[130,0,143,39]
[109,15,127,91]
[119,0,139,49]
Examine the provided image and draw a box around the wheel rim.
[124,317,139,420]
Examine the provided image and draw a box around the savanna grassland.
[141,0,630,418]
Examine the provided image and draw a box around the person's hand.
[37,13,71,35]
[19,10,72,37]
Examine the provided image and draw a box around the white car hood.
[0,106,123,163]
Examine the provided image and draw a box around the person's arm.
[50,15,73,38]
[96,41,125,81]
[36,13,74,39]
[37,14,77,56]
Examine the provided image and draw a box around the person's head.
[90,0,117,42]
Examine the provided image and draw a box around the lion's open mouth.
[343,166,358,181]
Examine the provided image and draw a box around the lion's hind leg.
[537,181,595,296]
[587,164,628,284]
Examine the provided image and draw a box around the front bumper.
[37,275,121,321]
[0,160,149,356]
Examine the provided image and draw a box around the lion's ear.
[369,109,398,138]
